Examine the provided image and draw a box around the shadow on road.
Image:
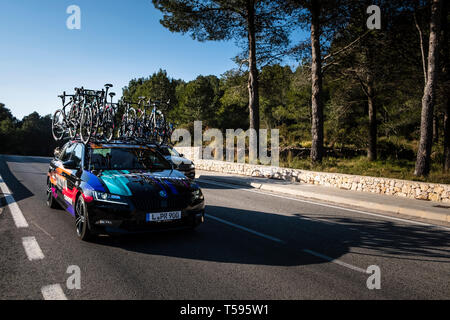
[1,155,52,164]
[0,155,35,205]
[300,213,450,263]
[90,204,450,267]
[197,176,254,189]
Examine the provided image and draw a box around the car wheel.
[75,195,93,241]
[46,179,59,209]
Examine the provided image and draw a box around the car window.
[60,143,75,162]
[72,144,83,168]
[57,143,68,160]
[168,147,180,157]
[160,146,179,157]
[89,147,171,171]
[159,147,171,156]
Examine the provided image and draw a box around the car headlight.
[191,189,204,201]
[93,191,128,205]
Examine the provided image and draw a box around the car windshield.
[160,146,180,157]
[89,147,172,171]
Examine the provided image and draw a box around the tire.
[52,110,65,141]
[155,112,165,143]
[119,118,126,140]
[46,179,60,209]
[68,106,80,139]
[102,108,115,142]
[91,104,100,138]
[126,108,137,138]
[162,123,173,144]
[75,195,93,241]
[80,107,93,144]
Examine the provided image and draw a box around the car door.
[49,142,69,205]
[63,143,84,210]
[54,142,76,209]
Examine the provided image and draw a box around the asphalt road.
[1,155,449,300]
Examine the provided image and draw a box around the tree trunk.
[247,0,260,150]
[310,0,324,164]
[414,11,428,85]
[367,72,377,161]
[445,107,450,171]
[433,112,439,143]
[415,0,443,177]
[442,1,450,171]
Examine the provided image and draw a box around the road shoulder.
[197,170,450,226]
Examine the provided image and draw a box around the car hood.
[95,169,193,197]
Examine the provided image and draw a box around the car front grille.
[132,194,190,212]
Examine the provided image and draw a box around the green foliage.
[216,70,249,130]
[153,0,291,63]
[122,69,180,108]
[0,104,57,156]
[175,75,220,127]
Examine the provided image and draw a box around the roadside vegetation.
[0,105,57,157]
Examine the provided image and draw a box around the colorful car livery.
[47,140,205,241]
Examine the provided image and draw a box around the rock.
[415,193,428,200]
[251,170,261,177]
[429,193,440,202]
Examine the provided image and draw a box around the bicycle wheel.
[155,111,165,143]
[80,107,93,144]
[163,122,174,144]
[91,103,100,138]
[102,107,115,142]
[68,106,79,139]
[148,113,156,141]
[126,108,137,138]
[119,115,127,139]
[52,109,65,141]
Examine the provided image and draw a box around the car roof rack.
[69,136,168,147]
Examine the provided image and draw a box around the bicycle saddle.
[104,84,113,88]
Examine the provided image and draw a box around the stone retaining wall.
[175,146,450,203]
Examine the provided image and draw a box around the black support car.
[47,140,205,241]
[152,144,195,180]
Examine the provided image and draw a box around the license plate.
[146,211,181,222]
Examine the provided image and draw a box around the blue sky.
[0,1,303,120]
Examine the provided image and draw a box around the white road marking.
[22,236,45,261]
[205,214,285,243]
[206,213,367,273]
[41,284,67,300]
[302,249,367,273]
[0,175,29,228]
[198,179,450,231]
[0,164,67,299]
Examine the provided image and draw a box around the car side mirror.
[179,154,184,157]
[63,160,78,170]
[54,147,61,159]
